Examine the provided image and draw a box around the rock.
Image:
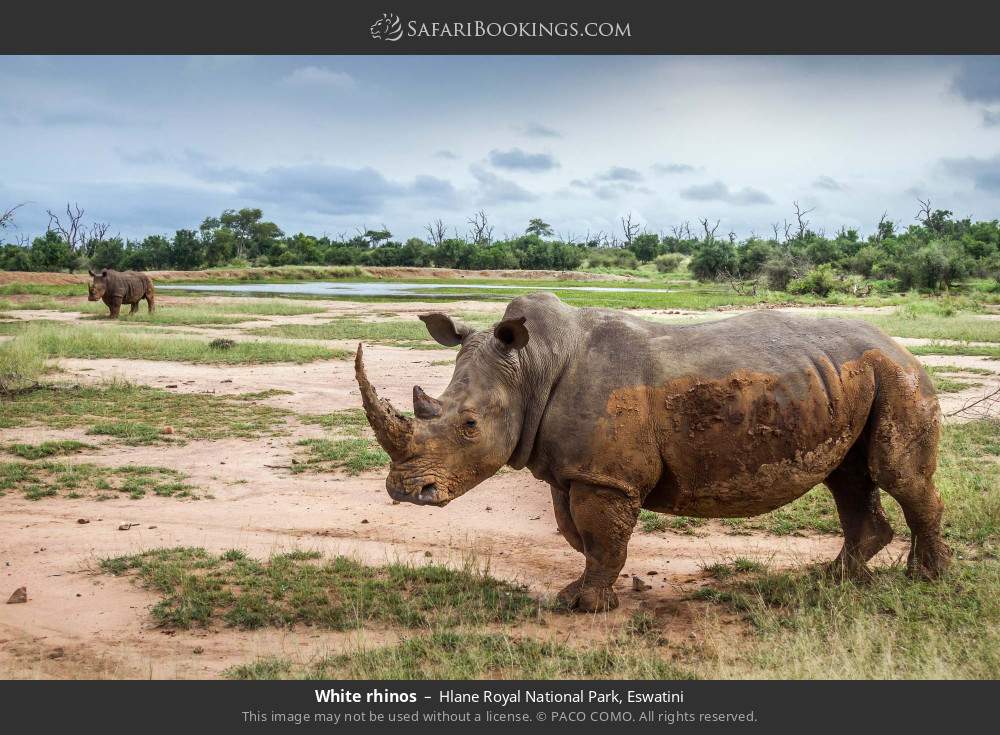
[391,500,400,505]
[6,586,27,604]
[165,384,178,389]
[118,523,137,531]
[48,647,65,659]
[631,576,651,592]
[162,426,174,435]
[361,519,369,524]
[647,571,658,576]
[77,518,89,524]
[192,646,204,655]
[424,551,432,557]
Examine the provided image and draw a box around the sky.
[2,55,1000,244]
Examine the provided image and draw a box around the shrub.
[688,240,737,282]
[654,253,685,273]
[585,249,639,270]
[787,263,839,296]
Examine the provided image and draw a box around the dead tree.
[916,197,933,227]
[717,265,759,296]
[1,203,26,231]
[47,203,87,253]
[699,218,720,243]
[792,201,815,240]
[620,212,640,246]
[424,219,447,246]
[466,210,493,245]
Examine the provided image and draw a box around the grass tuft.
[99,547,539,631]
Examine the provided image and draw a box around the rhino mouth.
[387,477,450,507]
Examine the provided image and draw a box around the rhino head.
[87,268,109,301]
[355,312,530,507]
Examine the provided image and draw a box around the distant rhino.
[88,268,155,318]
[357,292,950,612]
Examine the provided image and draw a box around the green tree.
[525,218,554,238]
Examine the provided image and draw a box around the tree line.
[1,201,998,293]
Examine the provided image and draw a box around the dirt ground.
[1,295,994,679]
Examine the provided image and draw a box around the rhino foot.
[906,535,952,581]
[556,578,619,612]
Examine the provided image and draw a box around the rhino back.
[107,271,151,302]
[526,307,931,509]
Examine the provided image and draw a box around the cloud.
[470,165,535,204]
[652,163,695,175]
[597,166,643,182]
[433,149,460,160]
[950,58,1000,103]
[679,181,773,206]
[517,122,561,138]
[116,147,168,166]
[487,148,559,172]
[983,109,1000,128]
[813,175,846,191]
[939,154,1000,192]
[282,66,356,89]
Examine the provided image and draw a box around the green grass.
[853,313,1000,343]
[924,366,984,393]
[2,296,327,325]
[694,562,1000,679]
[249,317,448,348]
[0,329,45,393]
[637,509,708,534]
[3,321,347,364]
[225,631,694,680]
[0,381,291,443]
[3,440,94,460]
[99,547,539,631]
[293,408,389,474]
[292,438,389,475]
[0,461,196,500]
[909,343,1000,360]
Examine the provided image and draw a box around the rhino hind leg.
[129,302,140,315]
[555,482,638,613]
[867,378,951,580]
[145,291,155,313]
[824,441,893,582]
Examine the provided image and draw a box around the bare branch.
[792,201,816,240]
[466,210,493,245]
[620,212,640,246]
[699,218,720,242]
[0,203,27,230]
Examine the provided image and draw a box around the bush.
[585,249,639,270]
[654,253,684,273]
[0,334,46,393]
[688,240,737,282]
[787,263,839,296]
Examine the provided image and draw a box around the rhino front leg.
[556,482,639,613]
[108,298,122,319]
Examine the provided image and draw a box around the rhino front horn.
[354,343,413,460]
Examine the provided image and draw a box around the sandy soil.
[0,296,992,679]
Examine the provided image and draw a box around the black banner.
[0,680,994,733]
[2,1,1000,54]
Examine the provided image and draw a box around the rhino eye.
[464,419,477,428]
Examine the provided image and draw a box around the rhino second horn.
[354,343,413,460]
[413,385,442,419]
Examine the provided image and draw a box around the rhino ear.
[419,313,474,347]
[493,316,529,350]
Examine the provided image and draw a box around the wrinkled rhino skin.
[356,292,950,612]
[88,268,155,318]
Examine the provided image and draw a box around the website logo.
[370,12,403,42]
